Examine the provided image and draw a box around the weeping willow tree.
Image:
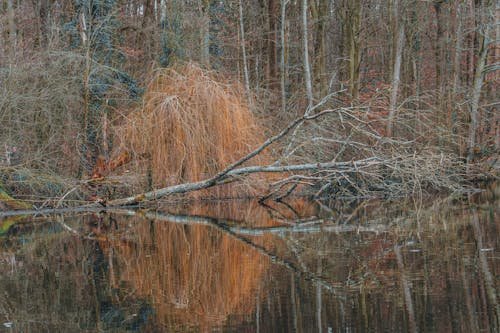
[64,0,140,177]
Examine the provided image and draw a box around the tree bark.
[467,1,493,164]
[280,0,289,113]
[387,4,405,138]
[348,0,361,102]
[303,0,314,109]
[238,0,251,107]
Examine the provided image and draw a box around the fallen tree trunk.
[97,157,383,207]
[87,107,365,207]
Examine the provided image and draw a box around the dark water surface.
[0,184,498,332]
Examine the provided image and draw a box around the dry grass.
[0,55,84,176]
[117,63,267,195]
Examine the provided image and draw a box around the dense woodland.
[0,0,499,205]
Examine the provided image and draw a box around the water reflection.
[0,186,498,332]
[97,215,269,331]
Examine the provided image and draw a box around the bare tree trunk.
[86,107,383,207]
[303,0,314,109]
[452,1,466,98]
[140,0,155,57]
[280,0,289,113]
[495,114,500,151]
[311,0,327,98]
[7,0,16,59]
[199,0,210,66]
[0,24,5,65]
[466,0,476,87]
[348,0,362,102]
[32,0,50,48]
[494,2,500,150]
[387,4,405,138]
[238,0,251,107]
[80,9,91,177]
[467,1,493,164]
[267,0,278,88]
[451,1,466,146]
[433,1,444,93]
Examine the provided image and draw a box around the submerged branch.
[140,210,347,294]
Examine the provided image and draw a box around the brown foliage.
[118,63,268,194]
[91,152,131,179]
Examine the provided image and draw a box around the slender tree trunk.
[280,0,288,113]
[450,2,466,152]
[348,0,361,102]
[433,2,444,93]
[409,1,422,135]
[387,6,405,137]
[267,0,278,88]
[467,1,492,164]
[303,0,314,110]
[141,0,155,57]
[7,0,17,58]
[0,24,5,65]
[33,0,50,48]
[199,0,210,66]
[160,0,169,67]
[466,0,476,87]
[452,2,465,99]
[311,0,327,97]
[495,113,500,151]
[238,0,251,107]
[493,2,500,150]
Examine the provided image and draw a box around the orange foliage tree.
[117,63,267,193]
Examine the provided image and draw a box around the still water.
[0,184,498,332]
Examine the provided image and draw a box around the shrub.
[118,63,267,194]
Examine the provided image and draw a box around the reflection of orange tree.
[97,211,274,331]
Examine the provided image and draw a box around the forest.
[0,0,499,208]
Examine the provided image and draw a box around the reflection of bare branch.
[230,223,390,236]
[0,205,110,218]
[56,215,81,236]
[56,215,96,240]
[137,210,347,295]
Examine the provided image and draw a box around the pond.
[0,184,498,332]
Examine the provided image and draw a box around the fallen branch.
[88,107,380,207]
[99,157,383,207]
